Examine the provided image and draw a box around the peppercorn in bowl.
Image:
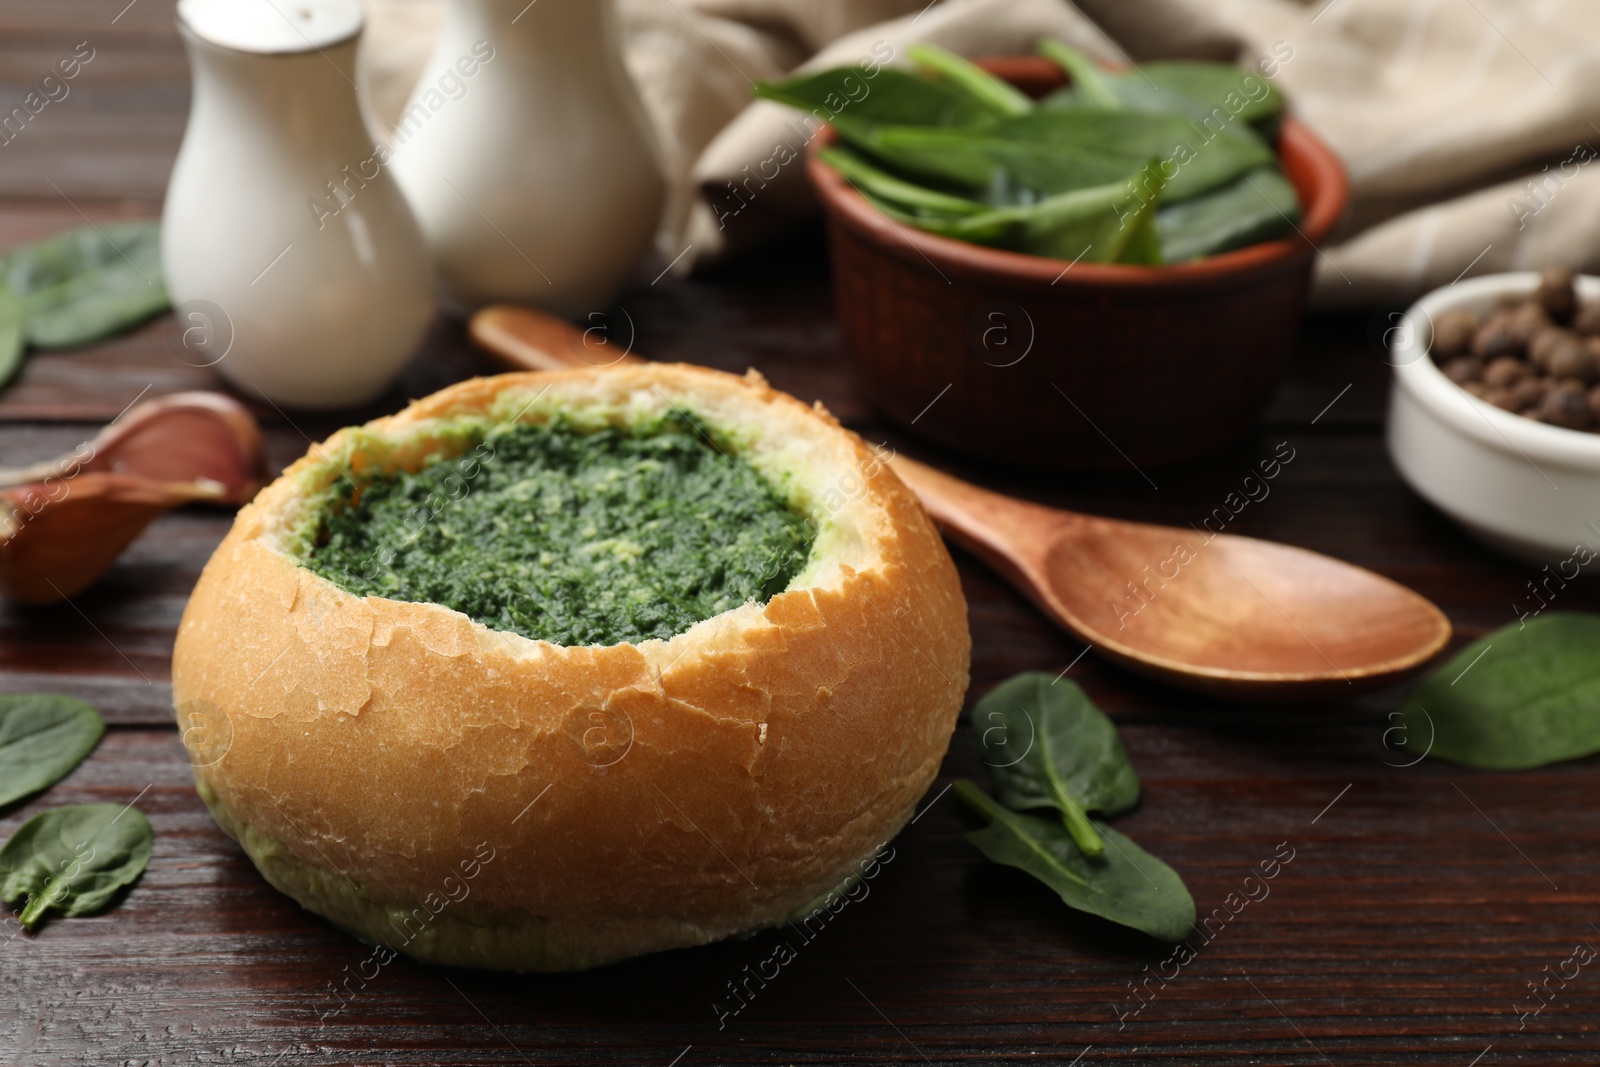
[1387,270,1600,565]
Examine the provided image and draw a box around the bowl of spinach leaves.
[764,44,1347,471]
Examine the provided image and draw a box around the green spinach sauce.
[302,417,814,646]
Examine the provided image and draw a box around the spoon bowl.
[471,304,1452,700]
[1061,519,1444,686]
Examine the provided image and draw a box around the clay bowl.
[806,56,1348,472]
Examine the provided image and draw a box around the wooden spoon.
[470,304,1452,700]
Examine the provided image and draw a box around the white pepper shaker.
[389,0,666,317]
[163,0,434,410]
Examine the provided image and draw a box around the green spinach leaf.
[956,780,1194,942]
[1119,192,1165,265]
[0,695,105,809]
[754,68,998,130]
[908,43,1034,118]
[1156,165,1299,261]
[1395,613,1600,770]
[865,108,1272,204]
[4,221,160,295]
[1003,158,1164,262]
[855,123,1128,203]
[976,673,1140,856]
[863,160,1165,264]
[817,144,989,218]
[1135,61,1284,126]
[863,193,1016,244]
[0,802,153,929]
[1039,41,1284,128]
[6,221,169,349]
[0,285,23,389]
[1036,39,1122,109]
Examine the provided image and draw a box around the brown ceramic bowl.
[807,56,1348,472]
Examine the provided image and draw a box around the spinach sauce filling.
[303,417,815,646]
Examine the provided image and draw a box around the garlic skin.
[0,391,265,604]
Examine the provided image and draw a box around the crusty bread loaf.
[173,364,970,971]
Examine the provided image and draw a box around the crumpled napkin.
[362,0,1600,305]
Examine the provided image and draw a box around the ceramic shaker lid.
[177,0,363,54]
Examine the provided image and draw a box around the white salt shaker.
[163,0,434,410]
[389,0,666,317]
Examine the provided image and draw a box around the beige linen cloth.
[363,0,1600,306]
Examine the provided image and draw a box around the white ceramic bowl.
[1388,272,1600,565]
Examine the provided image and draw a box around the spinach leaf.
[865,109,1272,204]
[1119,191,1165,265]
[1395,613,1600,770]
[754,68,997,130]
[986,108,1272,197]
[1039,41,1284,128]
[1156,166,1299,261]
[976,673,1140,856]
[863,193,1016,245]
[817,144,989,217]
[0,285,22,389]
[4,221,161,296]
[908,43,1033,118]
[0,695,106,809]
[956,780,1194,942]
[8,221,169,349]
[864,161,1165,264]
[1036,39,1121,109]
[0,802,153,929]
[1135,61,1284,126]
[1003,159,1163,262]
[857,123,1128,202]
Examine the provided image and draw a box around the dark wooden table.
[6,5,1600,1065]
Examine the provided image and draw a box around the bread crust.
[173,364,970,971]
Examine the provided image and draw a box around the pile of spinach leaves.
[0,220,169,389]
[0,694,153,930]
[758,41,1299,266]
[955,672,1195,942]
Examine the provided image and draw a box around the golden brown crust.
[173,365,970,970]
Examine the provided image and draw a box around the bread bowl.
[172,363,970,971]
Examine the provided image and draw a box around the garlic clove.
[0,473,225,604]
[0,391,266,605]
[0,391,265,505]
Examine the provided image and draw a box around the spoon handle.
[886,455,1071,599]
[472,305,644,371]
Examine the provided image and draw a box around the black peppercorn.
[1541,383,1592,429]
[1537,267,1578,322]
[1573,301,1600,335]
[1432,309,1479,358]
[1548,341,1600,383]
[1442,357,1483,384]
[1473,313,1521,359]
[1483,356,1526,387]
